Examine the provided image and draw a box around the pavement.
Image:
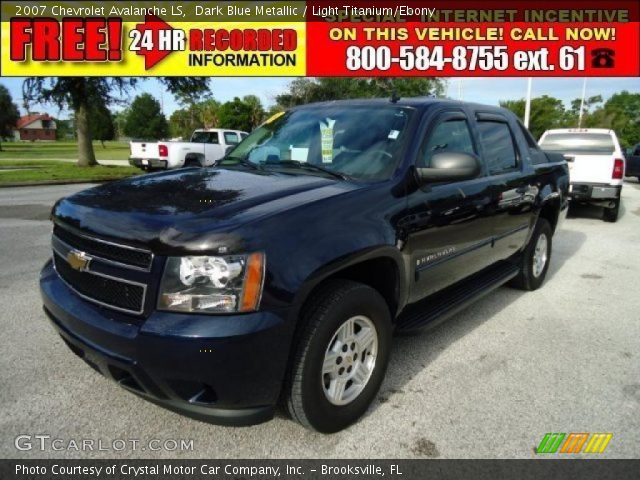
[0,181,639,459]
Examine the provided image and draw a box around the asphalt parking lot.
[1,181,639,459]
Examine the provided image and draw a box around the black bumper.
[40,260,294,426]
[129,157,168,169]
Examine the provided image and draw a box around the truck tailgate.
[566,154,614,184]
[130,141,159,159]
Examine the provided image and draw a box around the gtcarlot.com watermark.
[15,434,194,452]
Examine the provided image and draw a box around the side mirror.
[415,152,481,184]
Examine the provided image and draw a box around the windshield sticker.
[319,118,336,164]
[262,111,285,125]
[290,147,309,162]
[388,130,400,140]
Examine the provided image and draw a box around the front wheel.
[285,280,392,433]
[510,218,552,291]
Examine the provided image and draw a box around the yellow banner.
[1,20,306,76]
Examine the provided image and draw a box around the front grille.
[53,253,146,314]
[53,224,152,270]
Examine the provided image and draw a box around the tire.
[184,155,203,168]
[510,218,552,291]
[603,199,620,223]
[285,279,392,433]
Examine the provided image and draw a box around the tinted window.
[192,131,219,144]
[419,119,475,167]
[539,133,614,154]
[477,121,517,174]
[224,132,239,145]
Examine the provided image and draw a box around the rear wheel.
[184,155,203,168]
[603,199,620,222]
[510,218,552,291]
[285,280,392,433]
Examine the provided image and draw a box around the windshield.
[539,133,615,155]
[223,105,413,181]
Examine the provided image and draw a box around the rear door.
[404,109,496,302]
[473,112,535,263]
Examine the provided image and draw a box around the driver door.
[404,109,496,303]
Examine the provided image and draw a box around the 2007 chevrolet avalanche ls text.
[40,98,569,433]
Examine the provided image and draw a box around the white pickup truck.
[539,128,625,222]
[129,128,248,171]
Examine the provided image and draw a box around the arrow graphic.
[133,14,176,70]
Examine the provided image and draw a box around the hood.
[52,167,354,253]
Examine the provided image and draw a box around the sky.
[1,76,638,118]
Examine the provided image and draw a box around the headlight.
[158,253,265,313]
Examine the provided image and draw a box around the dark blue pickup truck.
[40,97,569,433]
[626,143,640,180]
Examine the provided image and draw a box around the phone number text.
[345,45,586,71]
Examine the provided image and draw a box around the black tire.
[510,218,552,291]
[184,155,203,168]
[285,279,392,433]
[603,199,620,222]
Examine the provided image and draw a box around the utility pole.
[524,78,533,128]
[578,78,587,128]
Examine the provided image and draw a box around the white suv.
[538,128,625,222]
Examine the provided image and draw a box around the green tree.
[113,108,130,140]
[90,103,115,147]
[242,95,265,130]
[275,78,446,108]
[0,84,20,151]
[54,118,74,140]
[124,94,168,140]
[169,99,221,139]
[600,91,640,147]
[564,95,603,127]
[23,77,210,166]
[217,97,254,132]
[199,98,221,128]
[169,108,195,140]
[500,95,566,140]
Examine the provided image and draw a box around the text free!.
[10,18,123,61]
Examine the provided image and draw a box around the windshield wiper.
[218,155,260,170]
[264,160,350,181]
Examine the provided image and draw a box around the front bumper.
[129,157,168,169]
[569,183,621,203]
[39,259,294,426]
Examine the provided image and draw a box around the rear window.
[539,133,614,154]
[192,131,219,144]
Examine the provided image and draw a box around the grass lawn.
[0,160,139,185]
[0,141,138,185]
[0,141,130,161]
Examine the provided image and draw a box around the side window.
[207,132,220,144]
[419,118,475,167]
[224,132,240,145]
[477,121,518,174]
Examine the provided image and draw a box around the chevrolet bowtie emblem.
[67,250,91,272]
